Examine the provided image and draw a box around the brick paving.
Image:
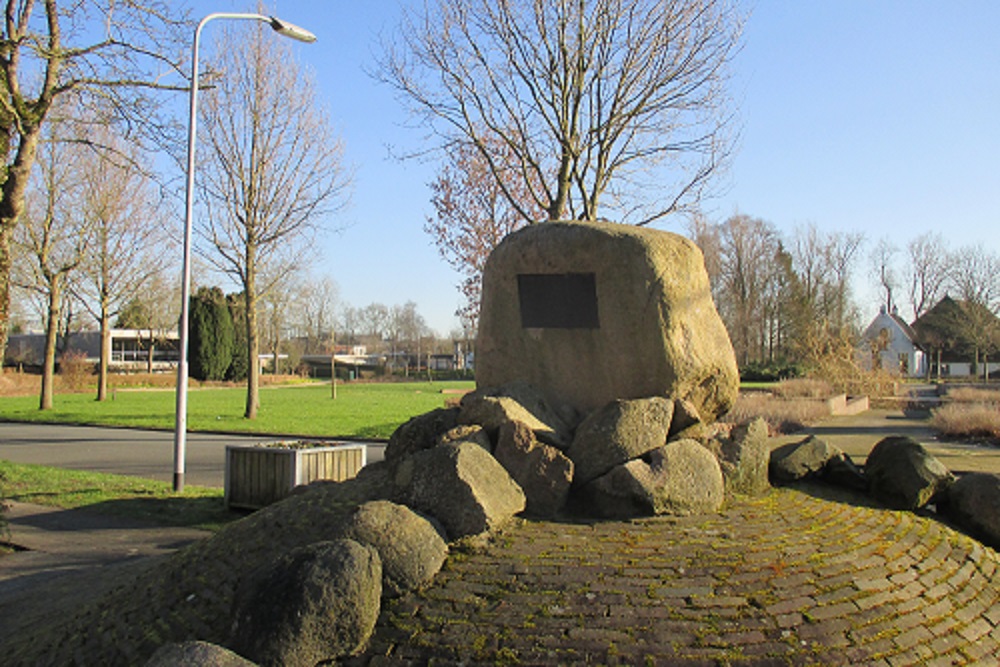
[5,460,1000,665]
[345,483,1000,666]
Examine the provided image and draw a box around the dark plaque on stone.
[517,273,599,329]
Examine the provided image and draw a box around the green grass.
[0,460,240,531]
[0,380,474,439]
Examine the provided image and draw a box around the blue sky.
[195,1,1000,335]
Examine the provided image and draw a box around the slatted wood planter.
[224,442,367,510]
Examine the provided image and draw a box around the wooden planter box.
[224,441,367,510]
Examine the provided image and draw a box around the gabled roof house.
[859,305,925,376]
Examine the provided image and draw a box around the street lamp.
[173,13,316,493]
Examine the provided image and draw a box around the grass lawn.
[0,461,239,531]
[0,380,475,440]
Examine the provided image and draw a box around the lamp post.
[173,13,316,493]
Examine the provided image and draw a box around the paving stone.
[806,600,859,621]
[310,487,1000,667]
[958,617,992,643]
[892,624,934,650]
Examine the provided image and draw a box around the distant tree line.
[691,215,1000,380]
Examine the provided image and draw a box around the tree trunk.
[97,309,110,401]
[40,279,62,411]
[245,269,259,420]
[1,125,44,372]
[0,227,11,373]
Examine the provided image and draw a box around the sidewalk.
[0,501,212,640]
[773,407,1000,476]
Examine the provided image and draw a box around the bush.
[189,287,235,381]
[739,360,803,383]
[58,349,93,391]
[771,378,835,399]
[931,403,1000,443]
[226,292,248,382]
[721,391,831,434]
[945,387,1000,405]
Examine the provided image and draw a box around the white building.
[4,329,179,372]
[859,306,926,377]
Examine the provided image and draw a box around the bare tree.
[0,0,187,370]
[337,304,360,347]
[382,0,742,225]
[715,214,780,366]
[388,301,430,375]
[196,20,350,419]
[870,238,899,314]
[903,232,952,321]
[114,274,180,373]
[950,245,1000,313]
[296,275,340,354]
[824,230,864,331]
[789,224,863,332]
[74,127,171,400]
[357,302,391,351]
[13,127,92,409]
[426,138,532,329]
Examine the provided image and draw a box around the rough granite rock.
[714,417,771,496]
[669,397,705,440]
[864,436,955,510]
[459,386,574,449]
[436,424,494,451]
[580,439,725,518]
[384,407,460,467]
[476,220,739,420]
[769,436,845,483]
[145,641,257,667]
[494,420,574,517]
[339,500,448,598]
[824,451,868,491]
[566,397,675,486]
[229,540,382,667]
[393,442,526,539]
[945,473,1000,549]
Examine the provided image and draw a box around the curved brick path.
[348,485,1000,666]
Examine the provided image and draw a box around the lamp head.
[269,17,317,43]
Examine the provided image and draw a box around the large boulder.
[712,417,771,496]
[494,420,574,517]
[459,382,575,448]
[339,500,448,598]
[145,641,256,667]
[229,540,382,667]
[566,397,674,486]
[864,436,955,510]
[476,220,739,421]
[437,424,493,451]
[945,473,1000,549]
[669,397,708,441]
[384,407,459,467]
[769,436,845,483]
[579,439,725,518]
[393,442,526,539]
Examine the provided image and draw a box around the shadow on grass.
[8,492,246,532]
[355,423,402,440]
[84,496,248,531]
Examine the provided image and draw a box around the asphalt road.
[0,422,385,488]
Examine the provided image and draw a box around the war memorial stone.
[476,220,739,422]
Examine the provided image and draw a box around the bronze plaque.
[517,273,599,329]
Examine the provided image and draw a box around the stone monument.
[476,219,739,423]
